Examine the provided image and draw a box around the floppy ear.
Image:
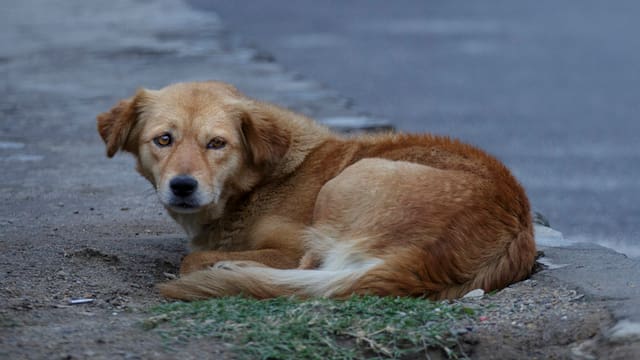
[240,103,291,168]
[96,90,147,157]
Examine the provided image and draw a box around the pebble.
[69,298,95,305]
[606,320,640,343]
[451,327,469,335]
[463,289,485,298]
[571,339,597,360]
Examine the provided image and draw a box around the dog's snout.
[170,176,198,197]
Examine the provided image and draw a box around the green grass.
[144,296,477,359]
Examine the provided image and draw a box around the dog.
[97,81,536,300]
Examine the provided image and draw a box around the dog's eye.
[153,134,172,147]
[207,137,226,150]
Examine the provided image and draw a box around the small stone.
[607,320,640,343]
[69,298,94,305]
[451,327,469,335]
[571,339,597,360]
[532,211,551,227]
[463,289,485,298]
[534,225,569,247]
[163,272,177,280]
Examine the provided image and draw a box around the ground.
[0,0,638,358]
[0,230,618,359]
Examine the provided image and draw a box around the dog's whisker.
[143,189,156,197]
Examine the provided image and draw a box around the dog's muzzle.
[165,175,201,212]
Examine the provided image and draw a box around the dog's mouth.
[159,182,220,215]
[165,198,203,214]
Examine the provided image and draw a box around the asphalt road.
[188,0,640,257]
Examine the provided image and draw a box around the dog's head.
[97,81,290,216]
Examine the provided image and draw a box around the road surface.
[189,0,640,257]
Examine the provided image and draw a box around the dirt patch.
[67,248,121,264]
[459,277,612,359]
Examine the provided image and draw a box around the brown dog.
[97,81,536,300]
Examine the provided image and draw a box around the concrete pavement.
[192,0,640,259]
[537,241,640,342]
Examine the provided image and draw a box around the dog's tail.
[157,259,382,300]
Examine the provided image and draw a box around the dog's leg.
[183,215,309,275]
[180,249,300,275]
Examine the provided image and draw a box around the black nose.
[170,176,198,197]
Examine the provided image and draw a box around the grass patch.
[145,296,476,359]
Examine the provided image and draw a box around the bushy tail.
[157,260,380,300]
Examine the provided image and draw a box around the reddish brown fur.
[97,81,536,300]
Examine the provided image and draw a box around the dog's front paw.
[211,261,235,270]
[179,252,219,275]
[213,260,265,270]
